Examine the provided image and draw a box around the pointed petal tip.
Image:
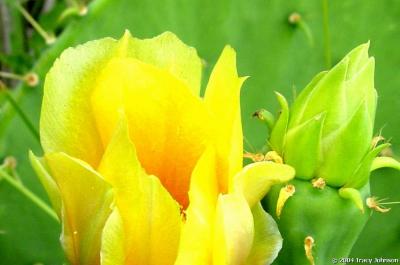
[314,111,327,121]
[219,45,238,70]
[273,92,289,110]
[28,149,36,159]
[345,42,372,66]
[122,29,132,39]
[222,45,236,55]
[356,41,370,52]
[339,187,364,213]
[116,30,133,56]
[362,40,370,52]
[273,91,285,100]
[355,41,370,54]
[240,75,250,84]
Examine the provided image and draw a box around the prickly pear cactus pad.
[261,44,400,265]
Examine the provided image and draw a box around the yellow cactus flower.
[30,31,295,265]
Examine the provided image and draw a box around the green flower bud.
[270,43,379,188]
[263,43,400,265]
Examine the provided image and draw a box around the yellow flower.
[30,31,294,265]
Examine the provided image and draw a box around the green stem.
[322,0,331,68]
[0,170,58,222]
[380,202,400,205]
[0,71,25,81]
[2,89,40,142]
[299,21,314,47]
[15,3,55,44]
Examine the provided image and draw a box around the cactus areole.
[262,43,398,265]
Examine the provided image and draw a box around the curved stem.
[15,3,55,44]
[1,89,40,142]
[371,156,400,171]
[299,20,314,47]
[380,202,400,205]
[0,170,58,222]
[0,71,25,81]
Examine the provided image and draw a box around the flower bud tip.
[288,12,301,24]
[45,34,57,45]
[79,6,88,16]
[24,73,39,87]
[3,156,17,169]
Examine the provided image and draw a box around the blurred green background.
[0,0,399,264]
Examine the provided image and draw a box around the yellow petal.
[41,38,116,167]
[29,151,62,218]
[98,115,182,265]
[117,31,203,95]
[213,194,254,265]
[204,46,246,192]
[41,31,203,169]
[233,161,295,208]
[92,57,211,207]
[245,203,282,265]
[175,146,218,265]
[101,209,125,265]
[44,152,114,265]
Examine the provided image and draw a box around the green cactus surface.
[264,179,370,265]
